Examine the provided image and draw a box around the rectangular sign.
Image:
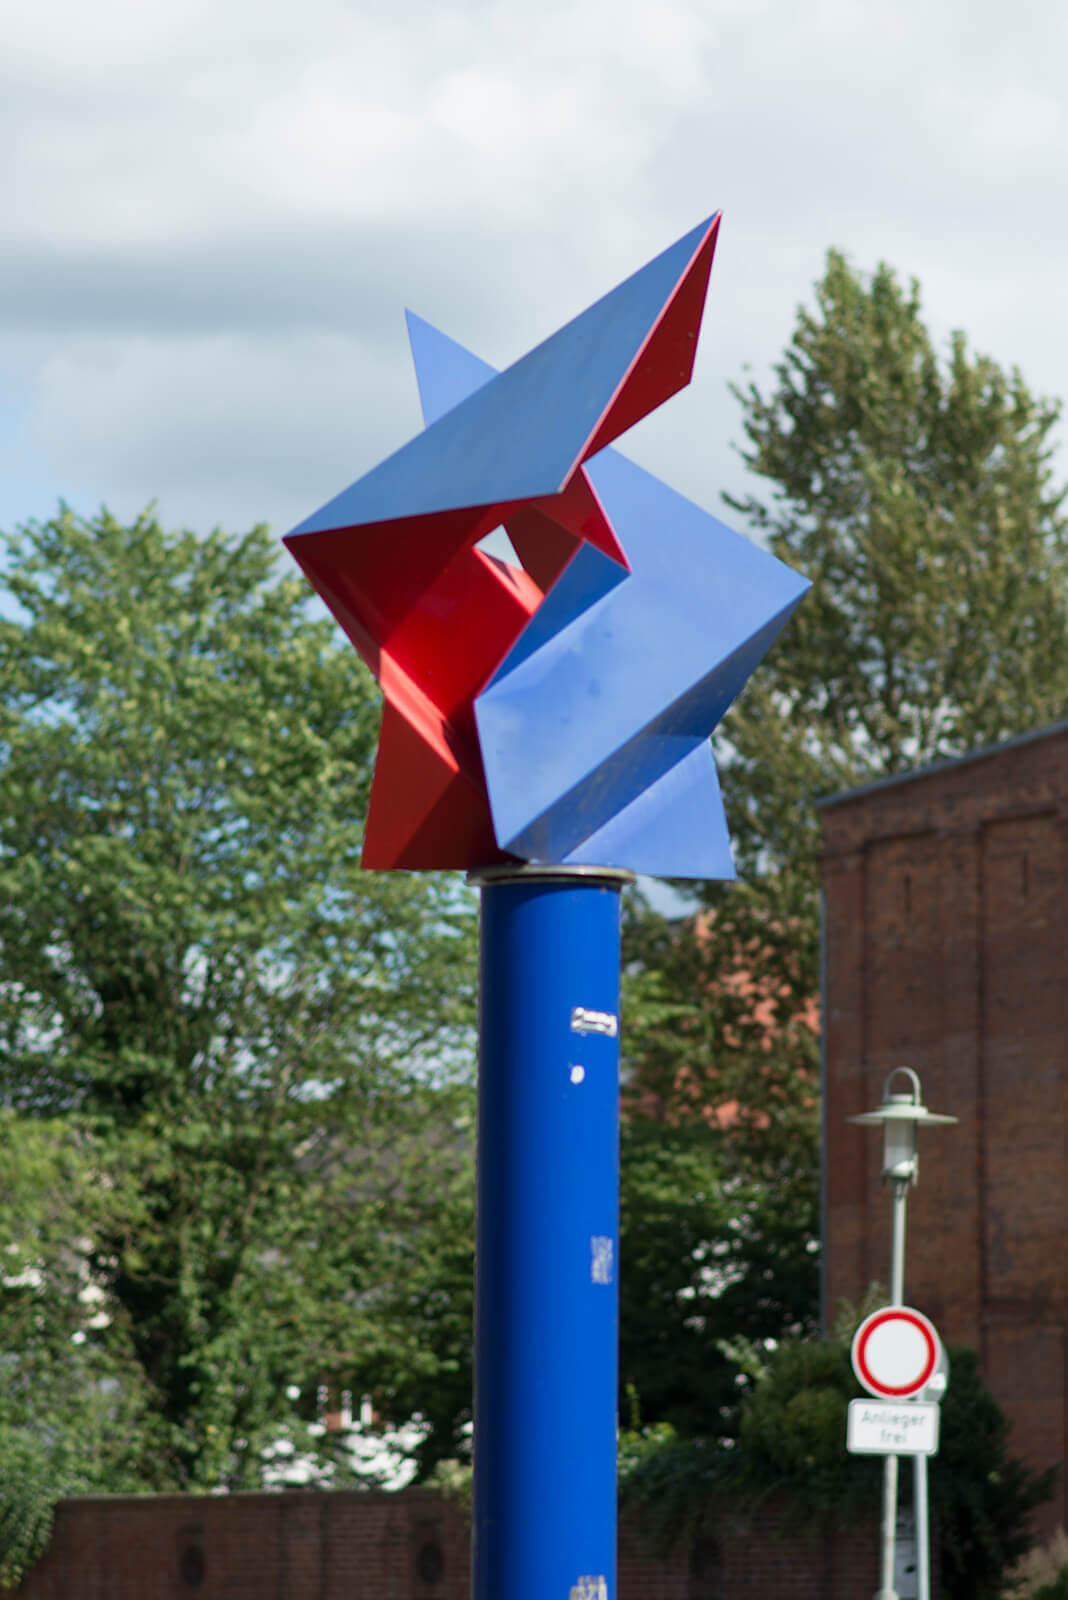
[847,1399,940,1456]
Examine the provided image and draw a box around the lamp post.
[848,1068,956,1600]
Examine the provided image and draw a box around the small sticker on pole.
[570,1007,618,1038]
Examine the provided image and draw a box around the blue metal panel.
[475,448,809,865]
[288,217,717,539]
[402,310,809,878]
[486,539,629,680]
[475,869,624,1600]
[562,738,735,880]
[405,309,496,424]
[499,598,802,866]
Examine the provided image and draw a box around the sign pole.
[915,1447,931,1600]
[471,865,631,1600]
[877,1173,910,1600]
[850,1070,956,1600]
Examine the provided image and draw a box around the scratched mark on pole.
[590,1237,614,1285]
[570,1579,608,1600]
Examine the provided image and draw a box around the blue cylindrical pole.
[472,865,631,1600]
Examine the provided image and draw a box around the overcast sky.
[3,0,1067,546]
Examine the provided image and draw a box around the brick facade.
[5,1489,883,1600]
[820,719,1068,1532]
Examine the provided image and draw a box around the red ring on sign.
[855,1308,937,1398]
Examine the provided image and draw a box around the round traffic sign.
[851,1307,941,1400]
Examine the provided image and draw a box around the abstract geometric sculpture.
[284,215,809,877]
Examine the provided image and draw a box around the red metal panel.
[362,702,508,870]
[582,215,720,459]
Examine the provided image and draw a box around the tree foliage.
[704,249,1068,981]
[727,250,1068,804]
[0,508,479,1496]
[619,251,1068,1445]
[617,1115,818,1440]
[0,1115,157,1583]
[350,1079,477,1479]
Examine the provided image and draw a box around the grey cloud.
[0,220,567,346]
[4,0,1067,540]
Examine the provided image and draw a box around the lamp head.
[846,1067,957,1183]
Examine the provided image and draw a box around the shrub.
[1003,1527,1068,1599]
[619,1326,1054,1600]
[0,1427,81,1588]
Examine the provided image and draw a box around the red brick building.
[820,719,1068,1529]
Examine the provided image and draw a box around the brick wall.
[5,1489,884,1600]
[6,1490,466,1600]
[821,720,1068,1533]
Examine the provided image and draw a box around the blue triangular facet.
[405,311,496,426]
[476,448,810,855]
[486,541,629,686]
[561,741,735,880]
[287,217,718,537]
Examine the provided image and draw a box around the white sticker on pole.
[851,1306,941,1400]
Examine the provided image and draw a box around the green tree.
[0,1114,161,1581]
[619,248,1068,1440]
[722,246,1068,884]
[618,869,821,1438]
[617,1116,818,1440]
[934,1347,1055,1600]
[360,1078,476,1477]
[737,251,1068,764]
[0,507,480,1492]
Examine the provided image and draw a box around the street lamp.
[849,1068,957,1304]
[848,1068,957,1600]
